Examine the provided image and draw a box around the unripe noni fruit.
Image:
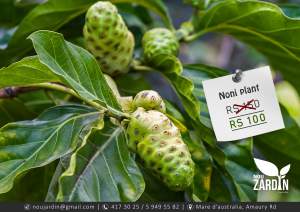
[142,28,179,63]
[132,90,166,113]
[127,107,195,191]
[83,1,134,76]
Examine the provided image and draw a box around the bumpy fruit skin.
[132,90,166,113]
[142,28,179,63]
[83,1,134,76]
[127,107,195,191]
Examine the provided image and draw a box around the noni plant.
[0,0,299,203]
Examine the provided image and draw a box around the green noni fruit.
[132,90,166,113]
[142,28,179,63]
[83,1,134,76]
[127,107,195,191]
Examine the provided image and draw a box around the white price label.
[203,66,284,142]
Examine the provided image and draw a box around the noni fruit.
[142,28,179,63]
[127,107,195,191]
[83,1,134,76]
[132,90,166,113]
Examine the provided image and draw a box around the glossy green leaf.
[183,64,227,127]
[57,122,145,202]
[0,0,30,27]
[29,30,121,112]
[14,0,46,7]
[276,81,300,125]
[151,54,200,121]
[254,107,300,189]
[0,161,57,201]
[115,72,151,96]
[0,99,35,127]
[45,156,71,202]
[183,132,212,201]
[0,104,102,194]
[191,0,300,93]
[137,165,184,201]
[280,4,300,18]
[0,56,58,89]
[206,138,257,201]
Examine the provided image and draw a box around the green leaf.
[191,0,300,93]
[280,4,300,18]
[137,165,184,201]
[29,30,121,112]
[0,99,36,127]
[207,138,257,201]
[254,107,300,189]
[57,121,145,202]
[14,0,46,7]
[276,81,300,125]
[183,132,212,201]
[127,0,173,29]
[0,161,57,201]
[183,64,227,127]
[45,156,71,202]
[151,54,200,121]
[115,72,151,96]
[0,56,58,89]
[0,104,101,194]
[0,0,31,27]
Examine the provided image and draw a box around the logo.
[253,158,290,192]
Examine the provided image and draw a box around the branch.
[0,83,129,121]
[0,87,38,98]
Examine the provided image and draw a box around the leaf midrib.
[67,128,122,201]
[198,24,300,63]
[0,111,99,184]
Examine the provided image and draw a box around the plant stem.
[30,83,131,121]
[30,82,106,111]
[0,83,129,121]
[131,60,157,73]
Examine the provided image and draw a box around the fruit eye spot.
[95,45,101,50]
[141,92,148,98]
[134,128,139,136]
[163,131,171,136]
[169,146,177,152]
[151,137,157,142]
[152,125,159,130]
[149,161,156,167]
[146,147,153,155]
[157,152,163,157]
[179,152,185,157]
[165,156,173,162]
[168,167,174,172]
[160,141,166,147]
